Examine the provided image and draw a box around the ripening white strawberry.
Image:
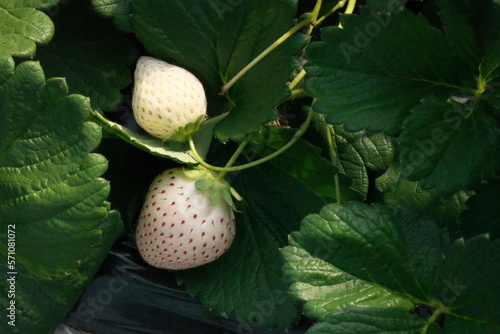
[132,56,207,141]
[136,168,236,270]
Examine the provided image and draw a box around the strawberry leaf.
[304,0,500,198]
[281,246,415,321]
[307,308,440,334]
[91,0,133,32]
[90,111,198,164]
[130,0,306,141]
[443,314,500,333]
[304,5,463,135]
[365,0,408,11]
[432,235,500,327]
[376,164,469,229]
[457,180,500,240]
[399,97,500,196]
[312,114,395,199]
[37,0,136,111]
[289,203,444,303]
[304,0,499,133]
[286,201,500,331]
[333,127,394,198]
[246,126,365,203]
[0,0,57,57]
[437,0,500,82]
[0,55,123,333]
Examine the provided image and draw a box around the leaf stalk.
[189,108,314,173]
[287,0,349,92]
[316,1,348,26]
[220,15,313,95]
[216,137,251,180]
[324,120,342,203]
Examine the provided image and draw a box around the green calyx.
[183,167,242,210]
[164,114,206,144]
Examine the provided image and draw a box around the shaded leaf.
[366,0,408,11]
[457,180,500,240]
[399,97,500,196]
[437,0,500,82]
[333,124,394,197]
[304,6,462,134]
[92,0,133,32]
[37,0,136,111]
[375,164,469,228]
[432,235,500,326]
[247,126,364,203]
[97,138,180,230]
[480,41,500,82]
[443,314,500,333]
[310,114,395,199]
[335,126,393,172]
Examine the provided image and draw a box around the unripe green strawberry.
[136,168,236,270]
[132,56,207,142]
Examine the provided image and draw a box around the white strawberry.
[132,56,207,142]
[136,168,236,270]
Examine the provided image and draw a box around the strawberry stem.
[323,118,342,203]
[290,88,309,100]
[317,0,349,27]
[188,108,314,173]
[216,137,251,181]
[306,0,323,35]
[344,0,357,15]
[289,69,307,91]
[286,1,348,93]
[422,304,446,333]
[220,14,313,95]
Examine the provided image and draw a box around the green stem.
[288,0,348,91]
[220,15,313,95]
[290,88,309,99]
[289,69,307,90]
[306,0,323,35]
[90,110,133,143]
[216,138,251,180]
[421,305,445,334]
[189,108,314,172]
[476,75,488,96]
[90,110,116,133]
[324,120,342,203]
[344,0,357,14]
[337,0,356,28]
[316,0,348,26]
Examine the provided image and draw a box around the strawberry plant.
[0,0,499,333]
